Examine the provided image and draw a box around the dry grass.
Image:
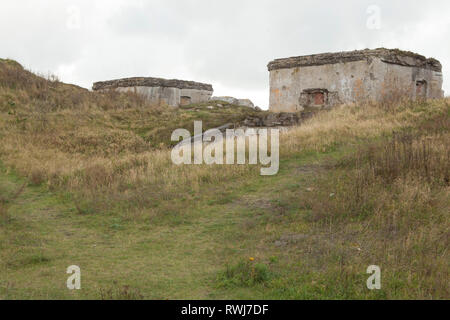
[364,133,449,185]
[0,58,449,299]
[99,283,145,300]
[0,60,448,219]
[288,104,450,298]
[281,103,400,154]
[0,59,261,217]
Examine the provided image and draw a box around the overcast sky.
[1,0,449,108]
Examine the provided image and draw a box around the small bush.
[99,284,144,300]
[217,259,272,287]
[29,169,46,186]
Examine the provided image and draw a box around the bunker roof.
[93,77,213,91]
[267,48,442,72]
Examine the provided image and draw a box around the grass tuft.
[217,259,273,288]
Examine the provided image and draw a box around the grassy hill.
[0,59,448,299]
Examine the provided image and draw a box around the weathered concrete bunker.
[93,77,213,107]
[268,48,444,112]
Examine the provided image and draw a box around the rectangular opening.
[180,96,192,106]
[313,92,325,105]
[300,88,329,108]
[416,80,427,99]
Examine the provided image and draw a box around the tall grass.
[0,59,264,216]
[290,103,449,298]
[0,58,448,220]
[0,58,449,299]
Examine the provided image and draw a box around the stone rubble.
[211,96,256,109]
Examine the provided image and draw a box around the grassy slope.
[0,59,449,299]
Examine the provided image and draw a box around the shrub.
[29,168,46,186]
[99,283,144,300]
[217,259,272,287]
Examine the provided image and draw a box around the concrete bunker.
[267,48,444,112]
[92,77,213,108]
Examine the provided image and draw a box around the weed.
[99,283,144,300]
[217,259,272,288]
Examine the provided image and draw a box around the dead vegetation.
[0,58,449,299]
[99,283,145,300]
[0,59,262,216]
[284,103,449,298]
[1,59,448,222]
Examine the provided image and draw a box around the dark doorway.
[416,81,427,99]
[180,96,192,106]
[300,89,329,108]
[313,92,325,105]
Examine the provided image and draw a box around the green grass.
[2,130,446,299]
[0,148,340,299]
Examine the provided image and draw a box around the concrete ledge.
[93,77,213,92]
[267,48,442,72]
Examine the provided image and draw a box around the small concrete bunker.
[93,77,213,107]
[267,48,444,112]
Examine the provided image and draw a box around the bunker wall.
[269,58,444,112]
[115,86,213,107]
